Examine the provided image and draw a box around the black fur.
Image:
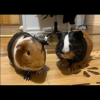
[56,31,87,67]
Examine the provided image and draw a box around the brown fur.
[69,30,93,69]
[12,35,46,71]
[11,34,30,60]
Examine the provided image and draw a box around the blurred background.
[0,14,100,36]
[0,15,20,25]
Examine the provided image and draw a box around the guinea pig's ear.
[56,32,62,39]
[73,31,83,40]
[39,40,50,46]
[16,44,25,50]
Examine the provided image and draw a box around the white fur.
[44,36,48,41]
[13,36,32,70]
[62,34,70,53]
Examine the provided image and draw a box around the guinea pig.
[56,30,93,71]
[7,32,49,81]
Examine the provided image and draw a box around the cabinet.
[0,15,20,25]
[0,15,3,24]
[9,15,20,24]
[0,15,10,25]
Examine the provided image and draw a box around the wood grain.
[1,25,20,35]
[1,15,10,25]
[9,15,20,24]
[0,25,100,85]
[0,15,3,25]
[1,51,100,85]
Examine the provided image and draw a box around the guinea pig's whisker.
[72,49,86,52]
[74,56,79,62]
[76,56,80,62]
[74,53,84,56]
[74,55,80,62]
[74,53,84,55]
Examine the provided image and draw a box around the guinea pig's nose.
[63,52,68,55]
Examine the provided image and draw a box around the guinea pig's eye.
[27,51,30,55]
[60,41,63,44]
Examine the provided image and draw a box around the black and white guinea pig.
[56,30,93,71]
[7,32,49,81]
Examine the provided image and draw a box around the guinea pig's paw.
[62,63,69,68]
[24,74,31,81]
[68,67,75,71]
[24,71,31,81]
[36,69,43,75]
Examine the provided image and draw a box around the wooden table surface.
[1,51,100,85]
[0,25,100,85]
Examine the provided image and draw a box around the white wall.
[22,15,71,35]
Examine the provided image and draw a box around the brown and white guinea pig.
[56,30,93,71]
[7,32,49,81]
